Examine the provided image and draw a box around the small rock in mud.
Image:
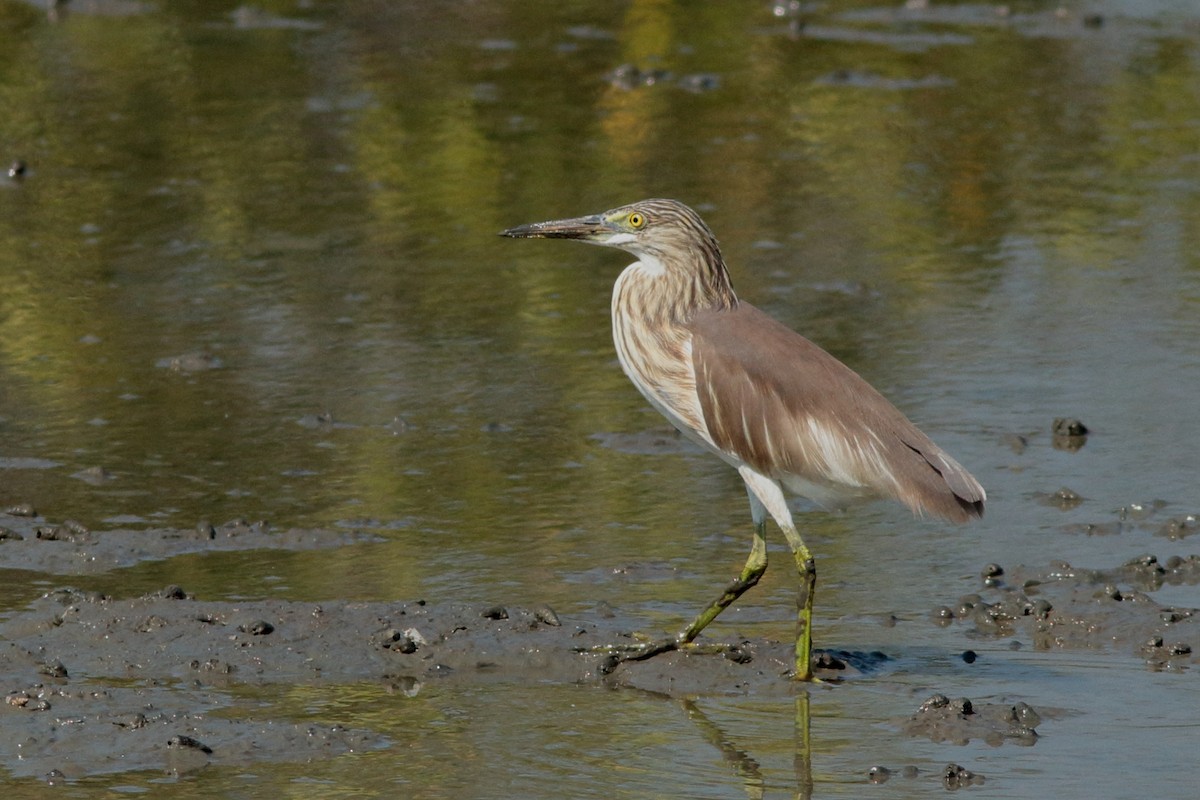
[981,563,1004,586]
[481,605,509,620]
[1036,487,1084,510]
[943,763,984,789]
[6,503,37,517]
[167,734,213,754]
[39,659,68,678]
[1051,417,1088,451]
[1051,417,1088,437]
[534,605,561,626]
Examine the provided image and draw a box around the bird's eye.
[628,212,645,229]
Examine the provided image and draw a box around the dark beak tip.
[500,225,539,239]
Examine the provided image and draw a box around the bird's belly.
[778,472,877,511]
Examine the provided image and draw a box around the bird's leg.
[778,523,817,682]
[588,526,767,667]
[674,521,768,645]
[737,466,818,681]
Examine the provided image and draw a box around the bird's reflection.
[676,690,813,800]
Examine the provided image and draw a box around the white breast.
[610,261,717,454]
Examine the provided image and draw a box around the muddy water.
[1,1,1199,797]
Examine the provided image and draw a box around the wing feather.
[689,303,984,522]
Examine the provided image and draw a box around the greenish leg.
[676,522,768,644]
[779,524,817,682]
[734,467,819,681]
[612,524,767,665]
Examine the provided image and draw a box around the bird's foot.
[580,636,753,674]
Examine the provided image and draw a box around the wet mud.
[0,511,379,575]
[941,554,1200,672]
[2,505,1195,781]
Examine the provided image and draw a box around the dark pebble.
[534,605,561,626]
[867,765,891,784]
[167,735,213,754]
[919,694,949,712]
[481,605,509,620]
[942,763,979,789]
[239,620,274,635]
[1051,418,1088,437]
[961,650,977,664]
[813,651,846,670]
[723,644,753,664]
[40,659,68,678]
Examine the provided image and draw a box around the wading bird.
[501,199,984,681]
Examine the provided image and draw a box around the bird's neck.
[617,249,738,327]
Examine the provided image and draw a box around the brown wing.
[688,303,984,523]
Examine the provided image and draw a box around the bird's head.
[500,199,719,265]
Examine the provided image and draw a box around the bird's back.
[688,302,985,523]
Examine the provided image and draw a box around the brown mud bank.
[1,509,1196,780]
[941,554,1200,672]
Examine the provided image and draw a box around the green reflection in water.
[0,1,1199,794]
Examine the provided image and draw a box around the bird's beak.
[500,214,611,242]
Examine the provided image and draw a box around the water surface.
[1,1,1198,797]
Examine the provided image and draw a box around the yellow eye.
[628,212,645,229]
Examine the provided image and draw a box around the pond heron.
[501,199,984,681]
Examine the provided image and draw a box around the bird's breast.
[611,264,713,447]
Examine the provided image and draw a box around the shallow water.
[1,0,1199,797]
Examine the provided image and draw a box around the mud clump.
[902,694,1040,747]
[941,555,1200,672]
[1051,417,1089,451]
